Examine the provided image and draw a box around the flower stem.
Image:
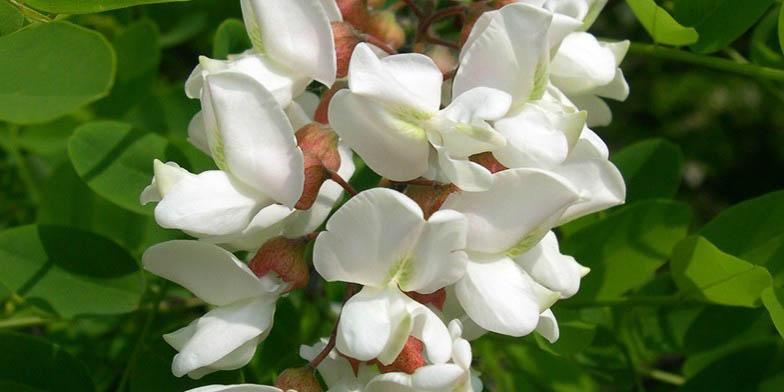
[400,0,424,19]
[363,34,398,55]
[628,42,784,82]
[0,316,54,329]
[329,169,358,197]
[643,368,686,386]
[309,284,358,368]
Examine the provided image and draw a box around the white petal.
[412,364,465,390]
[577,126,609,159]
[141,160,190,205]
[435,87,511,157]
[294,91,321,118]
[570,94,612,127]
[408,299,453,364]
[198,204,295,252]
[548,13,583,53]
[300,339,362,388]
[284,101,311,131]
[336,286,405,362]
[314,188,424,287]
[432,144,494,192]
[602,39,630,67]
[402,209,469,294]
[243,0,337,86]
[154,169,270,236]
[348,43,442,114]
[366,373,415,392]
[452,338,472,370]
[184,336,262,379]
[535,308,559,343]
[553,148,625,223]
[550,32,617,96]
[187,112,212,155]
[513,231,586,298]
[329,89,430,181]
[319,0,343,22]
[593,68,630,101]
[142,240,269,305]
[455,256,550,336]
[442,168,579,254]
[168,296,276,377]
[454,3,552,104]
[201,72,305,207]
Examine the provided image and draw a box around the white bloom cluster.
[140,0,628,390]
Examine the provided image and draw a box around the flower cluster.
[141,0,628,390]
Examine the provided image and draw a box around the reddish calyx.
[404,183,460,219]
[405,288,447,311]
[470,151,508,174]
[249,236,309,292]
[376,336,426,374]
[295,123,341,210]
[275,366,323,392]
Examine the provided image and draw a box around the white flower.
[439,168,588,336]
[142,72,355,250]
[300,338,379,391]
[314,188,469,364]
[365,319,482,392]
[329,43,513,191]
[142,240,285,379]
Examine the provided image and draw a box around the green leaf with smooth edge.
[671,236,771,307]
[95,20,161,117]
[681,344,777,391]
[0,332,96,392]
[699,190,784,259]
[213,18,252,59]
[0,225,143,318]
[535,320,597,356]
[0,1,23,37]
[68,121,187,215]
[611,138,683,202]
[0,22,115,124]
[779,6,784,54]
[674,0,776,54]
[23,0,188,14]
[625,0,699,46]
[762,286,784,338]
[561,200,692,299]
[504,343,599,392]
[16,116,80,156]
[38,163,182,257]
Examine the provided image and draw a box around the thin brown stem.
[309,284,358,368]
[400,0,424,18]
[329,169,358,196]
[425,35,460,50]
[419,4,465,33]
[363,34,398,55]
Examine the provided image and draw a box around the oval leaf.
[0,22,115,124]
[611,138,683,203]
[68,121,187,215]
[24,0,188,14]
[0,225,144,318]
[674,0,776,54]
[626,0,699,46]
[0,332,96,392]
[0,1,23,37]
[672,236,772,307]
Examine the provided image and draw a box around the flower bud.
[249,236,309,292]
[337,0,370,30]
[332,22,362,79]
[470,152,507,174]
[366,10,406,50]
[377,336,426,374]
[315,84,342,124]
[404,183,459,219]
[405,288,447,310]
[275,366,323,392]
[295,123,341,210]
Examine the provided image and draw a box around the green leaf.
[699,190,784,259]
[535,319,597,356]
[779,5,784,54]
[0,22,115,124]
[68,121,187,215]
[38,163,181,257]
[0,332,96,391]
[674,0,776,54]
[213,18,252,59]
[671,236,772,307]
[681,344,777,391]
[625,0,699,46]
[16,116,80,156]
[95,20,161,117]
[0,1,23,37]
[561,200,692,299]
[750,8,784,68]
[762,286,784,338]
[611,138,683,202]
[23,0,188,14]
[0,225,144,318]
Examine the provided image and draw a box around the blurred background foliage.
[0,0,783,391]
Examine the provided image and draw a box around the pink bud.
[249,236,309,292]
[366,10,406,50]
[405,288,447,310]
[470,152,507,174]
[376,336,426,374]
[332,22,362,79]
[275,366,323,392]
[337,0,370,30]
[295,123,341,210]
[404,183,460,219]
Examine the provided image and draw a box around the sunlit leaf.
[674,0,776,53]
[626,0,699,46]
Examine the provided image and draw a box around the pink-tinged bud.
[366,10,406,50]
[275,366,323,392]
[315,85,341,124]
[249,236,309,292]
[337,0,370,30]
[405,288,447,310]
[295,123,341,210]
[332,22,362,79]
[377,336,426,374]
[470,152,507,174]
[404,183,460,219]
